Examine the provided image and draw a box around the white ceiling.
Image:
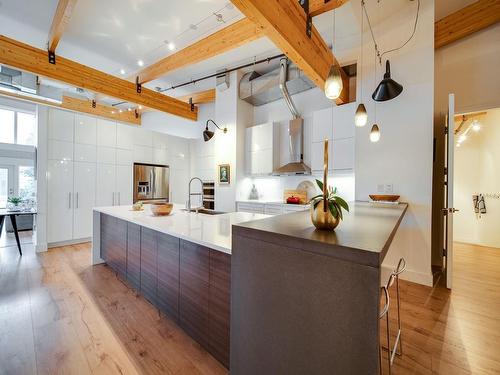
[0,0,415,102]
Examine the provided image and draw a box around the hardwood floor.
[0,241,498,374]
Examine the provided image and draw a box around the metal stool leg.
[379,285,391,375]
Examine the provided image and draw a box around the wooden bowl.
[150,203,173,216]
[369,194,400,202]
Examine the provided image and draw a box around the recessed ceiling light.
[138,105,143,110]
[120,68,126,75]
[472,120,481,132]
[137,60,144,67]
[167,42,176,51]
[127,107,132,111]
[119,109,123,113]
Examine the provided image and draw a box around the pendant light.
[203,119,227,142]
[370,124,380,142]
[372,60,403,101]
[355,0,368,127]
[324,9,343,100]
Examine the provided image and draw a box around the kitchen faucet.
[187,177,204,212]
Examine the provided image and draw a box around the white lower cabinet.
[73,162,96,239]
[47,160,74,243]
[237,201,309,215]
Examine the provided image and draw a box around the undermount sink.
[182,208,225,215]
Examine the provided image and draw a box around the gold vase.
[311,139,340,231]
[311,200,340,230]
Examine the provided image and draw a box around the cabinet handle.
[112,192,115,206]
[118,192,121,206]
[68,192,72,209]
[76,192,79,209]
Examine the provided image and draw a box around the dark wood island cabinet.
[98,213,231,368]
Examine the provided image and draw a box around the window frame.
[0,104,36,146]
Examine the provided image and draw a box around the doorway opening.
[453,108,500,251]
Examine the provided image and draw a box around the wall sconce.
[204,119,227,142]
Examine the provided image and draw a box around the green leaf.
[309,194,322,203]
[334,196,349,212]
[333,187,337,195]
[315,179,324,192]
[329,201,338,219]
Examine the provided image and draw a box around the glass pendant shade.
[372,60,403,102]
[370,124,381,142]
[355,103,368,127]
[324,65,343,100]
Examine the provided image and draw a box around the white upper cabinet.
[48,139,73,161]
[246,122,276,176]
[332,103,356,139]
[310,103,356,173]
[132,127,153,147]
[133,144,153,164]
[153,148,169,165]
[116,125,135,150]
[75,114,97,145]
[48,109,74,142]
[74,143,97,163]
[97,146,116,165]
[152,132,169,150]
[96,119,117,147]
[116,148,133,166]
[312,107,333,143]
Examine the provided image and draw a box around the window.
[17,112,37,146]
[0,109,15,143]
[19,166,36,201]
[0,107,36,145]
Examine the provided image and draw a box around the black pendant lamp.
[372,60,403,102]
[203,119,227,142]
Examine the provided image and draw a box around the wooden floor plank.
[0,241,499,374]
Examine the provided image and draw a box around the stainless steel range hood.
[273,58,311,176]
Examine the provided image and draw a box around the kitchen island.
[91,205,268,368]
[231,201,408,375]
[92,202,408,373]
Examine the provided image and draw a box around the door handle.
[76,192,79,209]
[112,192,115,206]
[69,192,72,209]
[118,192,121,206]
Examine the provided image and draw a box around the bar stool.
[379,258,406,375]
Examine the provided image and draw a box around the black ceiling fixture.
[372,60,403,102]
[203,119,227,142]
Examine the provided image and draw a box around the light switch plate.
[385,184,394,193]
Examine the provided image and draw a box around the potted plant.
[7,196,22,211]
[309,140,349,230]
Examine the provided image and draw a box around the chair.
[379,258,406,374]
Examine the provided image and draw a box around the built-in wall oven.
[133,163,170,203]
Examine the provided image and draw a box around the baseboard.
[48,237,91,248]
[35,243,48,253]
[381,264,433,287]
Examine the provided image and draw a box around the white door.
[445,94,455,289]
[96,163,116,207]
[116,165,133,206]
[47,160,74,243]
[0,165,14,209]
[73,162,96,239]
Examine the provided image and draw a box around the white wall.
[141,103,214,139]
[454,108,500,248]
[356,0,435,286]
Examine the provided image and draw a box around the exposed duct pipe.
[278,58,300,119]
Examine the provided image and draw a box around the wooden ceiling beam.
[135,18,264,84]
[435,0,500,49]
[177,89,216,105]
[0,35,197,120]
[309,0,349,17]
[229,0,349,104]
[0,90,141,125]
[48,0,78,53]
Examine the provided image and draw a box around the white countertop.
[93,205,269,254]
[236,200,309,207]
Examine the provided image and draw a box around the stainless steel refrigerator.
[133,163,170,203]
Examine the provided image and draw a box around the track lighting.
[355,103,368,127]
[370,124,380,143]
[203,119,227,142]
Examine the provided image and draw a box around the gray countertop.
[233,201,408,267]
